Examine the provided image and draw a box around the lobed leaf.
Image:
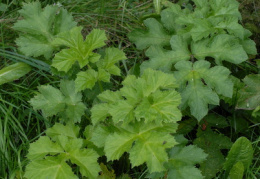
[174,60,233,120]
[30,80,86,123]
[25,156,77,179]
[13,1,76,59]
[236,74,260,110]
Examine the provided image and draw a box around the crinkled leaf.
[29,85,66,117]
[97,47,126,76]
[30,80,86,123]
[25,156,77,179]
[0,62,31,85]
[27,136,64,160]
[167,145,207,179]
[91,103,111,125]
[134,90,181,123]
[52,27,106,72]
[174,60,232,120]
[92,69,181,124]
[141,35,190,72]
[69,149,101,179]
[128,18,171,50]
[236,74,260,110]
[104,122,177,173]
[13,1,76,59]
[130,133,176,172]
[46,123,80,141]
[192,34,248,65]
[75,69,98,91]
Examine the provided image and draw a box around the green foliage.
[4,0,259,178]
[167,145,207,179]
[194,114,233,179]
[13,1,77,59]
[25,123,100,179]
[129,0,257,120]
[236,74,260,110]
[91,68,181,125]
[29,80,86,123]
[90,68,182,173]
[224,137,254,173]
[174,60,233,120]
[0,62,31,85]
[51,27,126,91]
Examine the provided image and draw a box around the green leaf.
[13,1,76,59]
[168,166,204,179]
[52,27,106,72]
[229,161,244,179]
[98,163,116,179]
[236,74,260,110]
[91,103,110,125]
[30,80,86,123]
[30,85,66,117]
[141,35,190,72]
[85,29,107,50]
[167,145,207,179]
[174,60,232,120]
[0,62,31,85]
[25,156,77,179]
[192,34,248,65]
[194,128,232,179]
[27,136,64,160]
[128,18,171,50]
[92,69,181,124]
[46,123,80,141]
[97,47,126,76]
[104,122,177,173]
[105,131,137,161]
[91,125,114,148]
[134,90,181,123]
[75,69,98,91]
[224,137,253,172]
[69,149,101,179]
[129,132,176,172]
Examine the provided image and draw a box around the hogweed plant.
[9,0,258,178]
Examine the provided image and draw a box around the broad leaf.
[194,128,232,179]
[91,69,181,125]
[192,34,248,65]
[167,145,207,179]
[128,18,171,50]
[223,137,253,172]
[13,1,76,59]
[52,27,106,72]
[0,62,31,85]
[236,74,260,110]
[27,136,64,160]
[229,161,244,179]
[141,35,190,72]
[103,122,178,173]
[46,123,80,141]
[30,80,86,123]
[69,149,101,179]
[25,156,77,179]
[174,60,233,120]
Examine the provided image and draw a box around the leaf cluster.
[129,0,257,120]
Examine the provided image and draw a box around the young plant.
[13,1,77,59]
[128,0,257,120]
